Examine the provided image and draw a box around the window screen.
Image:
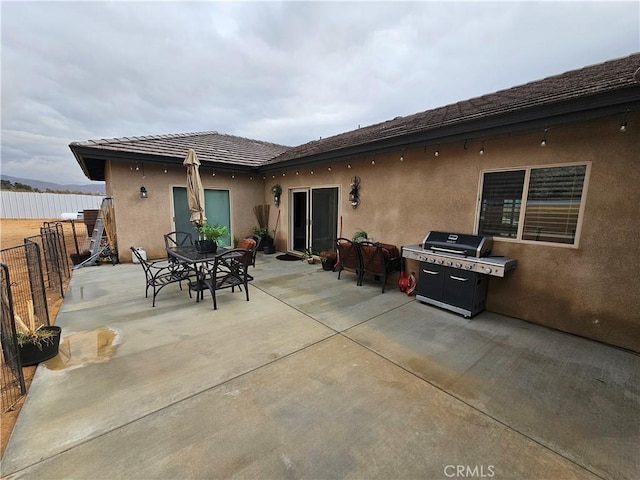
[522,165,586,244]
[478,170,525,238]
[477,164,588,246]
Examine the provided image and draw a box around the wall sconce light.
[271,184,282,207]
[349,176,361,208]
[620,110,629,132]
[140,186,148,198]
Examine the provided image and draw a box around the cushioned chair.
[198,248,253,310]
[357,241,400,293]
[238,237,258,268]
[336,237,362,284]
[130,246,193,307]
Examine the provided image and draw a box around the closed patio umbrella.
[183,148,206,227]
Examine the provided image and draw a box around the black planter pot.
[195,240,218,254]
[262,237,276,255]
[322,258,337,271]
[18,326,62,366]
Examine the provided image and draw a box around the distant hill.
[0,175,105,195]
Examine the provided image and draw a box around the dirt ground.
[0,218,83,457]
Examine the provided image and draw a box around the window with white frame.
[477,163,589,246]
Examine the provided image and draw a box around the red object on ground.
[398,271,408,292]
[406,272,416,296]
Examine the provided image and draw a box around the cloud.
[1,1,638,184]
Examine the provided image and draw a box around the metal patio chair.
[130,246,194,307]
[336,237,363,284]
[197,248,253,310]
[357,241,400,293]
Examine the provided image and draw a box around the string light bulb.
[540,129,548,147]
[620,110,629,132]
[435,145,440,157]
[479,141,485,155]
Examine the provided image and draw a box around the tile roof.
[71,53,639,179]
[265,53,640,165]
[70,131,290,168]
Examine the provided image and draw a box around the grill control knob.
[429,258,435,263]
[455,263,462,268]
[446,261,452,266]
[437,259,444,265]
[482,267,492,274]
[465,265,473,270]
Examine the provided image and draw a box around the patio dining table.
[166,245,229,265]
[166,245,230,298]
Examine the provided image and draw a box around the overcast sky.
[1,1,638,185]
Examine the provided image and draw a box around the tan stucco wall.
[262,115,640,352]
[105,162,267,262]
[103,114,638,352]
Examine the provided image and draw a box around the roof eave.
[259,87,640,171]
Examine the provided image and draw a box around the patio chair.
[336,237,362,284]
[238,237,258,267]
[198,248,253,310]
[357,241,400,293]
[130,246,194,307]
[163,231,194,256]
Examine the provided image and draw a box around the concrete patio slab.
[346,302,640,479]
[1,252,638,479]
[4,336,597,480]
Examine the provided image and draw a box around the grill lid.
[422,231,492,257]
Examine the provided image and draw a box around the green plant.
[319,250,337,262]
[14,301,57,349]
[196,223,230,245]
[352,228,368,243]
[252,226,269,238]
[271,184,282,197]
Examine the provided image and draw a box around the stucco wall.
[103,114,638,352]
[262,115,639,352]
[105,162,267,262]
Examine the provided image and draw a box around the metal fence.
[1,263,26,413]
[0,226,71,414]
[1,191,103,219]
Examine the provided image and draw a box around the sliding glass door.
[290,187,338,254]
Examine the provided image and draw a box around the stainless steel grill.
[402,231,517,318]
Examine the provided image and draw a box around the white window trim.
[474,161,591,249]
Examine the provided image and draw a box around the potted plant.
[271,184,282,206]
[252,226,269,252]
[352,228,368,243]
[319,250,337,271]
[15,301,61,366]
[262,231,276,254]
[302,248,318,264]
[195,223,230,254]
